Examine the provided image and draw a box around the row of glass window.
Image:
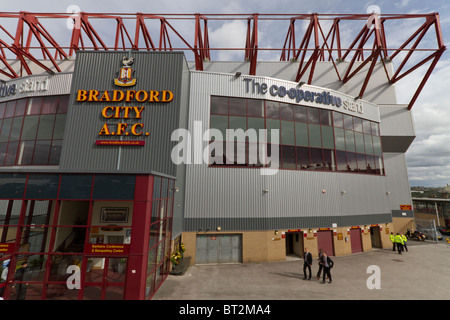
[211,96,379,136]
[209,143,384,175]
[0,96,69,166]
[211,115,382,156]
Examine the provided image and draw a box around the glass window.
[343,114,353,130]
[36,115,55,140]
[334,128,346,151]
[59,175,92,200]
[228,116,247,133]
[28,97,43,115]
[4,101,16,118]
[295,122,308,147]
[52,114,66,140]
[347,152,357,172]
[32,140,51,165]
[345,130,355,152]
[308,108,320,124]
[15,99,27,117]
[4,141,18,165]
[294,106,307,122]
[354,132,365,154]
[247,117,265,134]
[210,115,227,141]
[333,111,343,128]
[0,118,12,142]
[9,116,23,141]
[210,96,228,115]
[281,145,296,169]
[0,102,6,119]
[371,122,380,136]
[21,115,39,140]
[310,148,323,170]
[41,96,59,114]
[366,155,375,173]
[265,101,279,119]
[0,142,6,165]
[0,174,26,199]
[364,134,374,155]
[92,175,135,200]
[308,124,321,148]
[321,126,334,149]
[296,147,310,170]
[354,118,363,132]
[336,150,348,171]
[17,141,35,165]
[247,99,264,117]
[281,120,295,146]
[362,120,372,135]
[48,140,63,165]
[323,149,336,171]
[57,95,70,114]
[372,136,382,156]
[356,153,367,173]
[279,103,294,121]
[266,119,280,144]
[25,174,59,199]
[320,110,332,126]
[374,156,384,175]
[228,97,246,116]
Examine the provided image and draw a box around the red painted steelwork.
[0,12,446,109]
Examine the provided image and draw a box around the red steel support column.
[125,175,154,300]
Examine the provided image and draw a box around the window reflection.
[209,95,384,176]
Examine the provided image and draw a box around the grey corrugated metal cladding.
[59,51,189,176]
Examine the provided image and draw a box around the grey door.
[196,234,242,264]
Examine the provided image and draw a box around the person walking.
[315,248,324,280]
[395,233,403,254]
[321,252,334,284]
[12,261,30,300]
[390,232,396,251]
[401,233,408,252]
[303,248,313,280]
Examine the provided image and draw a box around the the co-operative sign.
[243,78,363,114]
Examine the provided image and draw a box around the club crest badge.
[114,56,137,87]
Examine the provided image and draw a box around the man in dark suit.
[321,252,334,284]
[303,247,313,280]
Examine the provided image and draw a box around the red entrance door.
[317,230,334,256]
[350,228,363,253]
[82,257,127,300]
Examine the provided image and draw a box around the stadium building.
[0,12,445,300]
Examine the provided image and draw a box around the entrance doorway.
[285,231,303,258]
[350,228,363,253]
[317,230,334,256]
[370,226,382,248]
[82,257,127,300]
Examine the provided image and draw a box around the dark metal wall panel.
[184,213,393,232]
[59,51,188,177]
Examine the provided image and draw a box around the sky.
[2,0,450,187]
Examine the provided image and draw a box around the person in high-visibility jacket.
[390,232,396,252]
[395,233,404,254]
[401,233,408,252]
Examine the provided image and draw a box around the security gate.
[196,234,242,264]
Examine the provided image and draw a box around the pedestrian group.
[390,232,408,254]
[303,247,334,284]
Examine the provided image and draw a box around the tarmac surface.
[153,239,450,300]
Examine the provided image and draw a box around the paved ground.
[153,239,450,300]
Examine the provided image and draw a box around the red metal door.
[317,230,334,256]
[350,228,363,253]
